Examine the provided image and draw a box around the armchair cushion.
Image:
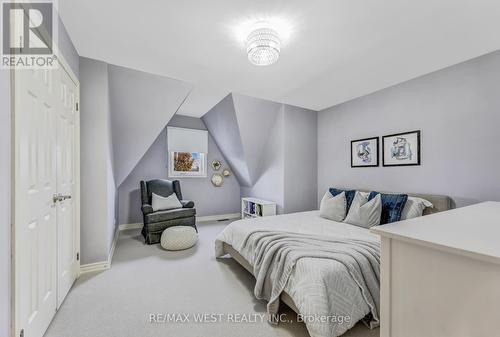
[145,208,196,224]
[141,204,154,215]
[180,200,194,208]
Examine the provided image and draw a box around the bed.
[215,191,451,337]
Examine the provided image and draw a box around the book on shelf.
[256,204,262,216]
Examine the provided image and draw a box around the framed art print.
[382,130,421,166]
[168,152,207,177]
[351,137,379,167]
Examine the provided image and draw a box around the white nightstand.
[241,197,276,219]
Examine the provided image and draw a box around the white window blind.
[167,127,208,153]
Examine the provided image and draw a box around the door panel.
[15,68,58,337]
[56,67,78,308]
[15,63,79,337]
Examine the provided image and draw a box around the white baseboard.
[80,261,110,274]
[196,213,240,222]
[80,224,121,274]
[119,223,143,231]
[80,215,238,274]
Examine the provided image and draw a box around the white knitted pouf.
[160,226,198,251]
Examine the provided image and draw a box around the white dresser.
[371,202,500,337]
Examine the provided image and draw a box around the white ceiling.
[60,0,500,117]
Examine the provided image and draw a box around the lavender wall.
[283,105,318,213]
[107,64,192,186]
[57,15,79,77]
[118,115,241,224]
[202,95,250,186]
[240,109,286,213]
[78,58,193,262]
[318,50,500,207]
[1,69,11,337]
[204,93,318,214]
[231,93,282,185]
[79,57,116,264]
[203,93,290,189]
[240,104,319,214]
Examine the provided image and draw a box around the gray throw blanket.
[239,230,380,336]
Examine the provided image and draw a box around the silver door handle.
[53,194,72,203]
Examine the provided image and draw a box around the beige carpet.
[44,220,379,337]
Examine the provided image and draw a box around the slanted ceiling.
[202,93,284,187]
[232,94,282,185]
[108,65,192,186]
[202,95,251,186]
[203,94,318,213]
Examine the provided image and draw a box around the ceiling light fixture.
[246,21,281,66]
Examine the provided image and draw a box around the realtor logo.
[1,0,58,69]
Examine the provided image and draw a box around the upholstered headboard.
[339,189,452,215]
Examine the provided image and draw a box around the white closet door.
[14,62,80,337]
[56,67,79,308]
[14,68,58,337]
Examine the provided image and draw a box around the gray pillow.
[319,191,347,222]
[400,197,433,220]
[344,191,382,228]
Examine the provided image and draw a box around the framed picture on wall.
[382,130,421,166]
[168,152,207,177]
[351,137,379,167]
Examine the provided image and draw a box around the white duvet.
[215,211,380,337]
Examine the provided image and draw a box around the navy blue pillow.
[329,188,356,212]
[368,192,408,224]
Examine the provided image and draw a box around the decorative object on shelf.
[211,173,224,187]
[383,130,421,166]
[246,21,281,66]
[222,168,232,177]
[351,137,379,167]
[211,159,222,171]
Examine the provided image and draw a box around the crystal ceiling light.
[246,22,281,66]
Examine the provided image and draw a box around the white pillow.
[344,192,382,228]
[400,197,433,220]
[319,191,347,222]
[151,192,182,212]
[358,191,370,199]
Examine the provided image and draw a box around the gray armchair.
[140,179,196,244]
